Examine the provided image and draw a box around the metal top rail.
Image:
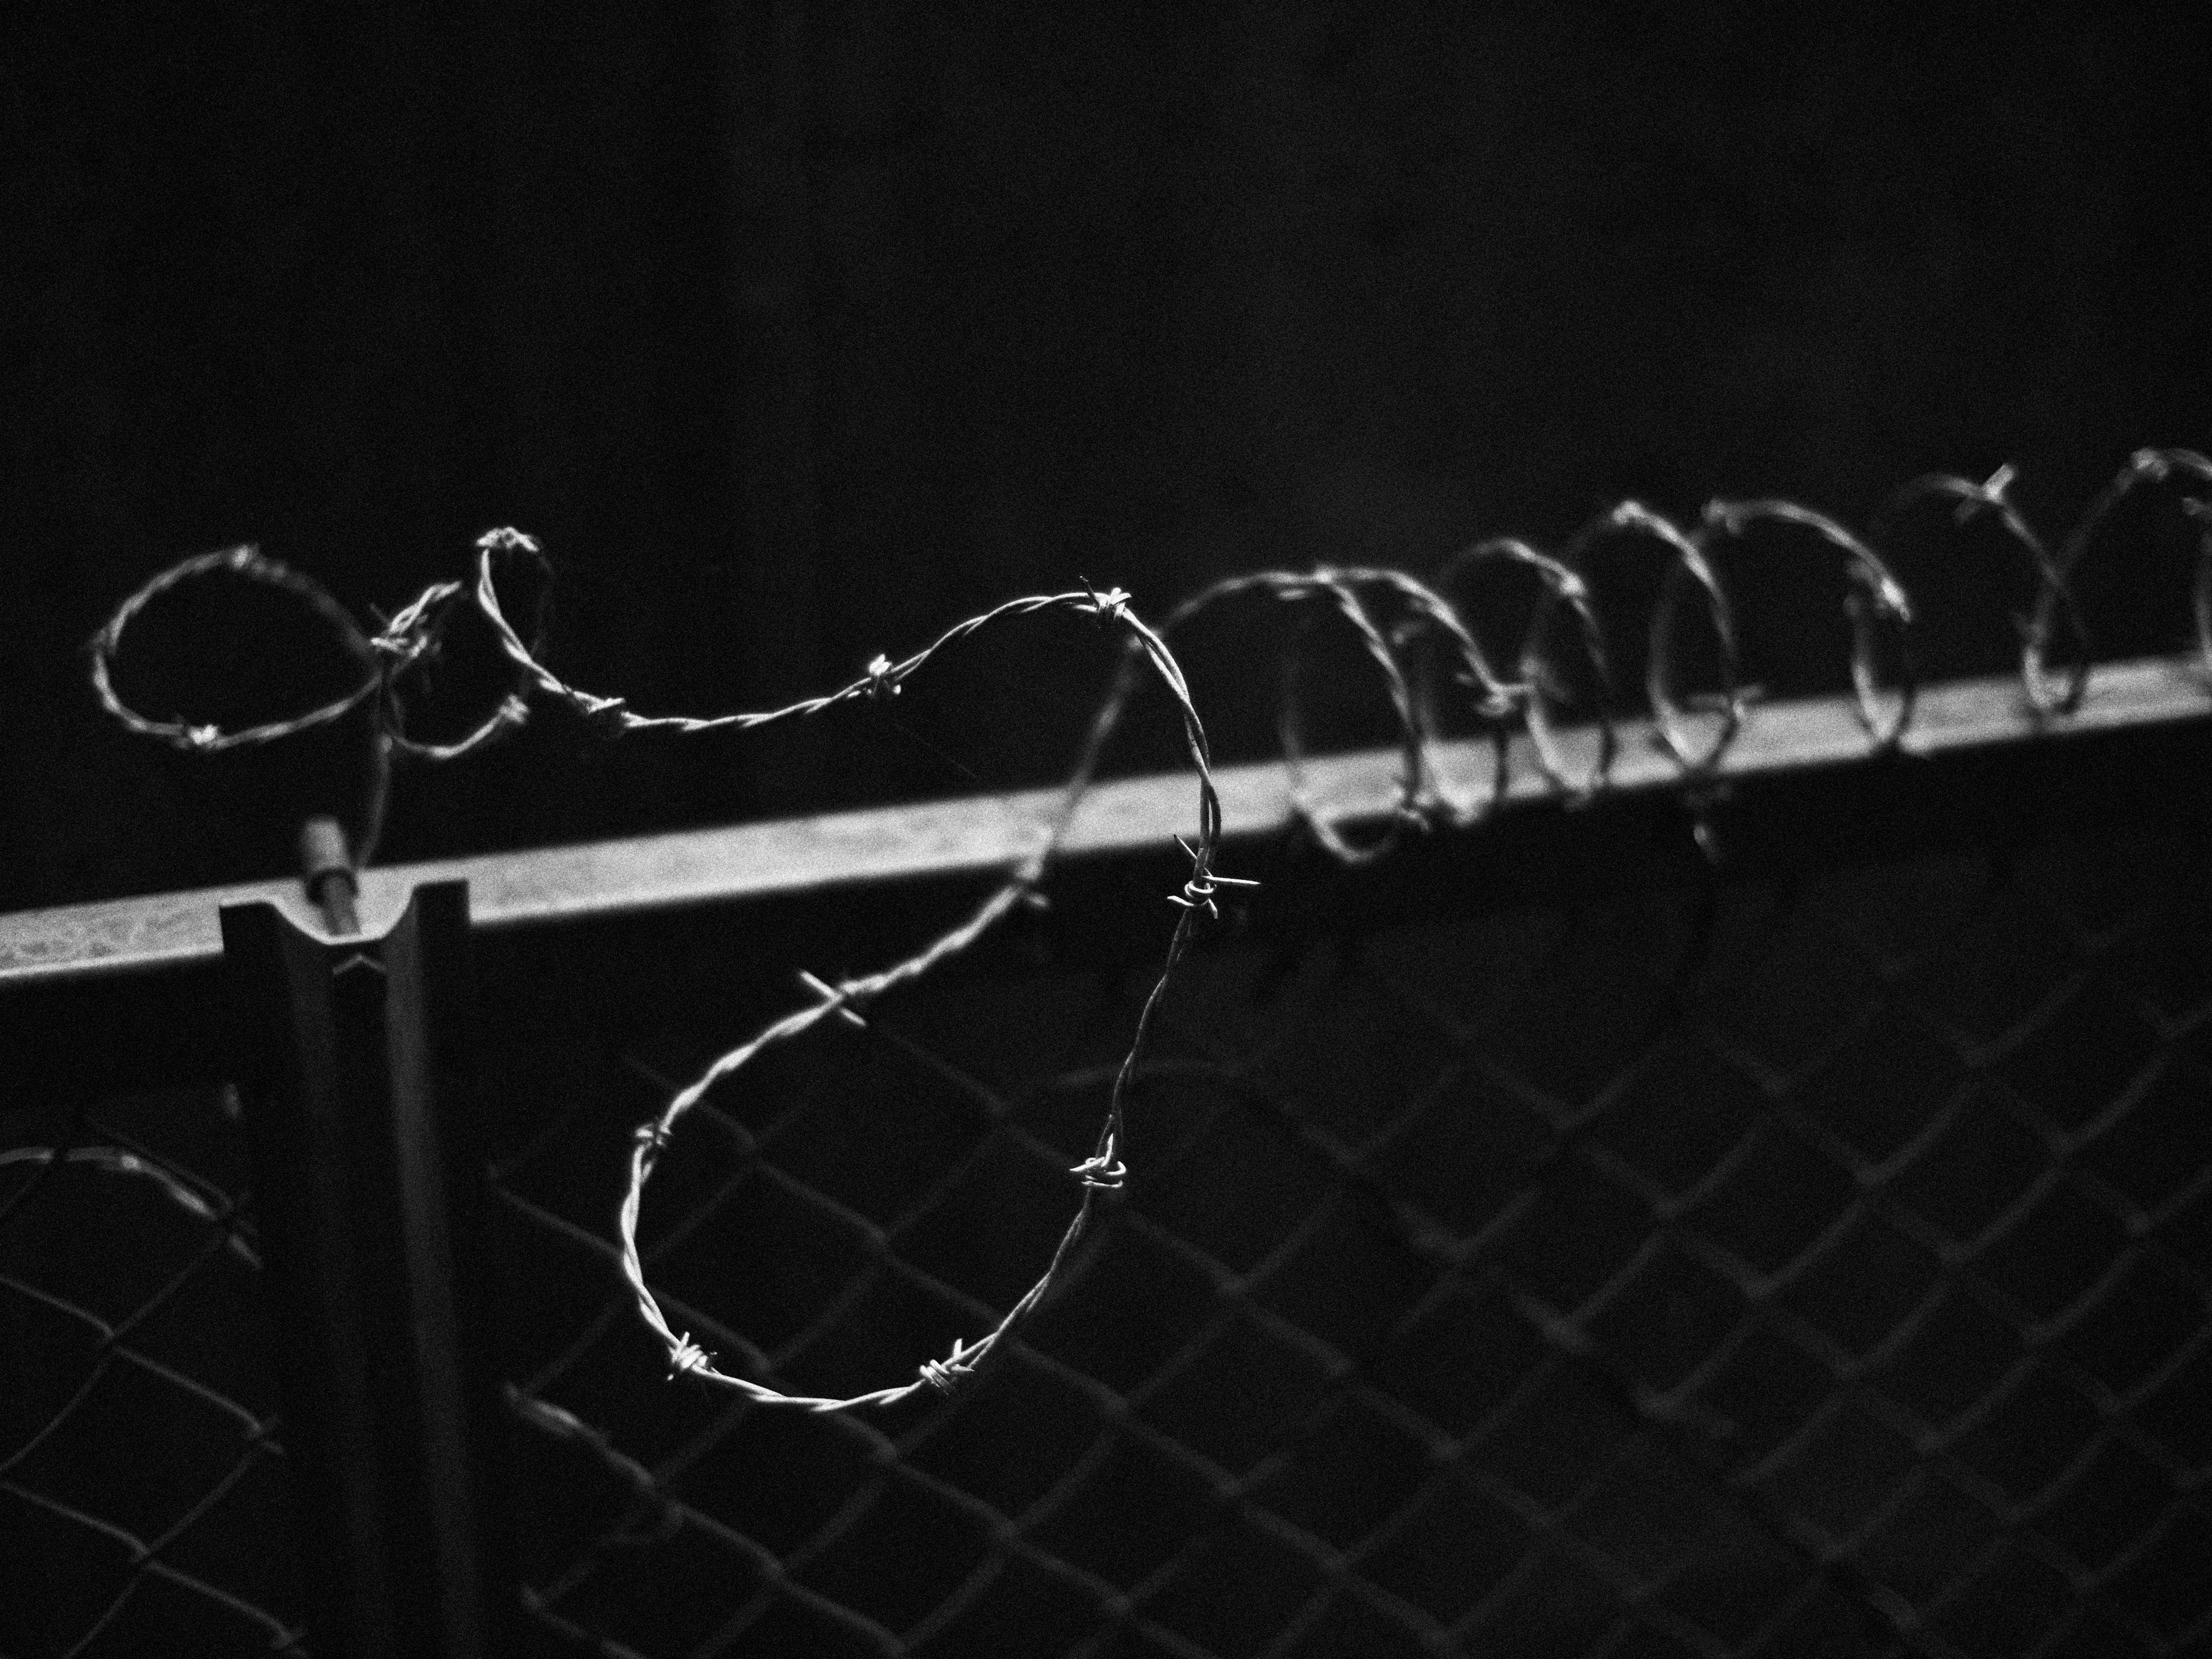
[5,652,2209,990]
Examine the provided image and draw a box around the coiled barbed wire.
[88,446,2212,1408]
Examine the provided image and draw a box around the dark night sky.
[4,2,2208,912]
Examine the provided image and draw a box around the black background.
[5,1,2209,912]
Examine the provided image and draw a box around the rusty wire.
[86,446,2212,1416]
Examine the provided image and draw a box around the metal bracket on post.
[220,878,518,1658]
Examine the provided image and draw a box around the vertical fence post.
[220,881,517,1658]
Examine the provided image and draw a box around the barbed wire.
[613,581,1230,1411]
[87,532,554,863]
[97,539,1237,1410]
[86,446,2212,1415]
[90,449,2212,856]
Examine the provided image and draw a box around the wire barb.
[1069,1147,1128,1193]
[666,1335,714,1380]
[1166,835,1260,921]
[1081,579,1134,626]
[916,1340,979,1393]
[797,971,868,1029]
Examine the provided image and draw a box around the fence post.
[219,881,518,1657]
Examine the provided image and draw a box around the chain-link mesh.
[0,1086,308,1656]
[18,443,2209,1653]
[482,801,2211,1658]
[7,738,2206,1656]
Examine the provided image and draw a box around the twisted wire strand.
[88,446,2212,1408]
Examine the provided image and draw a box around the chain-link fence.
[474,752,2210,1659]
[1,1085,308,1655]
[6,718,2209,1657]
[8,445,2211,1656]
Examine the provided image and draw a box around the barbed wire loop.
[1696,498,1919,751]
[92,531,562,865]
[90,545,381,755]
[607,580,1232,1412]
[1575,501,1746,779]
[1443,536,1619,800]
[1877,465,2090,717]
